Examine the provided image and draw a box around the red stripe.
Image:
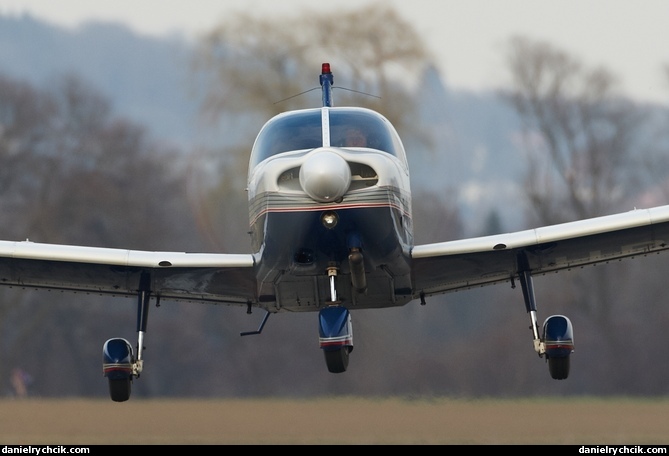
[103,366,133,373]
[319,339,353,348]
[250,201,409,226]
[545,343,574,350]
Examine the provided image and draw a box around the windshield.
[250,108,404,168]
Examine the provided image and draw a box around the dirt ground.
[1,396,668,445]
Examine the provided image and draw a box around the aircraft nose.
[299,149,351,202]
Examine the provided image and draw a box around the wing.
[411,205,669,297]
[0,240,257,305]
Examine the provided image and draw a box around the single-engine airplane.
[1,63,669,402]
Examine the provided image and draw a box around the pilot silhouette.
[343,127,367,147]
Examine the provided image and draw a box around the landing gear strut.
[102,272,153,402]
[318,264,353,373]
[517,255,574,380]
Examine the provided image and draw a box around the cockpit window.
[250,107,405,168]
[329,110,399,155]
[250,110,322,168]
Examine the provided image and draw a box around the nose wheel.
[318,265,353,373]
[324,344,350,373]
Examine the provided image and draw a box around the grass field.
[1,396,668,444]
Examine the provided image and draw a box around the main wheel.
[548,356,570,380]
[108,377,132,402]
[324,347,350,373]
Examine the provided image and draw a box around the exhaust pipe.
[348,248,366,292]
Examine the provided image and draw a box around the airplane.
[1,63,669,402]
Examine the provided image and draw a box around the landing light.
[321,211,338,229]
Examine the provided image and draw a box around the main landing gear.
[516,260,575,380]
[102,272,153,402]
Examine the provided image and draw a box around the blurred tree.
[0,74,190,249]
[0,72,202,397]
[503,36,645,225]
[637,61,669,203]
[501,36,669,394]
[412,190,462,243]
[193,4,430,129]
[502,35,646,317]
[479,209,505,237]
[0,75,55,201]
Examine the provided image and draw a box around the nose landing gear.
[318,264,353,373]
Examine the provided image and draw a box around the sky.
[0,0,668,103]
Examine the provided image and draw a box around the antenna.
[273,63,379,106]
[319,62,334,107]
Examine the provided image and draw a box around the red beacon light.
[319,62,334,107]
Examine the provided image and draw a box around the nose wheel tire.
[324,347,350,373]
